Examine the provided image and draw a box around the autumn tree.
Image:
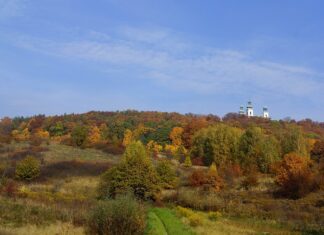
[146,140,162,158]
[87,126,101,145]
[311,140,324,163]
[182,117,209,149]
[12,128,30,141]
[170,127,184,146]
[0,117,13,143]
[71,125,88,147]
[191,124,241,166]
[49,121,65,136]
[122,129,133,147]
[279,125,309,157]
[238,126,280,172]
[275,153,317,199]
[98,141,160,200]
[34,129,50,140]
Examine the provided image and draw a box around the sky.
[0,0,324,120]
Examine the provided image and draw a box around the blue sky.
[0,0,323,120]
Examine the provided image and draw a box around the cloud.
[12,27,324,98]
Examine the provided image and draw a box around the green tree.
[191,124,241,166]
[98,141,160,200]
[239,126,280,172]
[156,160,178,188]
[280,125,309,157]
[49,121,65,136]
[16,156,41,181]
[71,125,88,147]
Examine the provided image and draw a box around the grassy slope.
[43,143,120,164]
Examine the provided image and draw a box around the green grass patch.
[145,209,167,235]
[146,208,195,235]
[43,143,120,163]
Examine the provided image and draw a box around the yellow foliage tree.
[35,129,50,140]
[122,129,133,147]
[146,140,163,158]
[209,162,218,176]
[170,127,184,146]
[12,128,30,141]
[164,144,178,156]
[88,126,101,145]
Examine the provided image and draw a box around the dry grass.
[0,222,84,235]
[192,216,300,235]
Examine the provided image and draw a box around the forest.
[0,110,323,234]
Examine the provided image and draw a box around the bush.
[241,171,259,190]
[15,156,41,181]
[189,170,206,187]
[176,206,203,227]
[86,195,146,235]
[204,163,225,192]
[275,153,318,199]
[0,179,18,197]
[208,211,222,221]
[188,213,203,227]
[189,166,224,192]
[175,188,222,211]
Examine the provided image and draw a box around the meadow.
[0,140,323,235]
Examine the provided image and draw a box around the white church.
[239,101,269,118]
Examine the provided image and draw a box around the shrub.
[86,195,146,235]
[204,163,225,192]
[15,156,41,181]
[241,171,259,190]
[275,153,318,199]
[176,206,203,227]
[0,179,18,197]
[175,188,222,211]
[208,211,222,221]
[156,160,178,189]
[188,213,203,227]
[98,141,160,200]
[176,206,195,217]
[189,166,224,192]
[189,170,206,187]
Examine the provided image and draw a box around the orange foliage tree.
[275,153,318,199]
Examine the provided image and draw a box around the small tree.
[98,141,160,200]
[205,162,224,191]
[183,155,192,167]
[16,156,41,181]
[71,125,88,147]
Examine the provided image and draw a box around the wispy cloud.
[12,27,324,98]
